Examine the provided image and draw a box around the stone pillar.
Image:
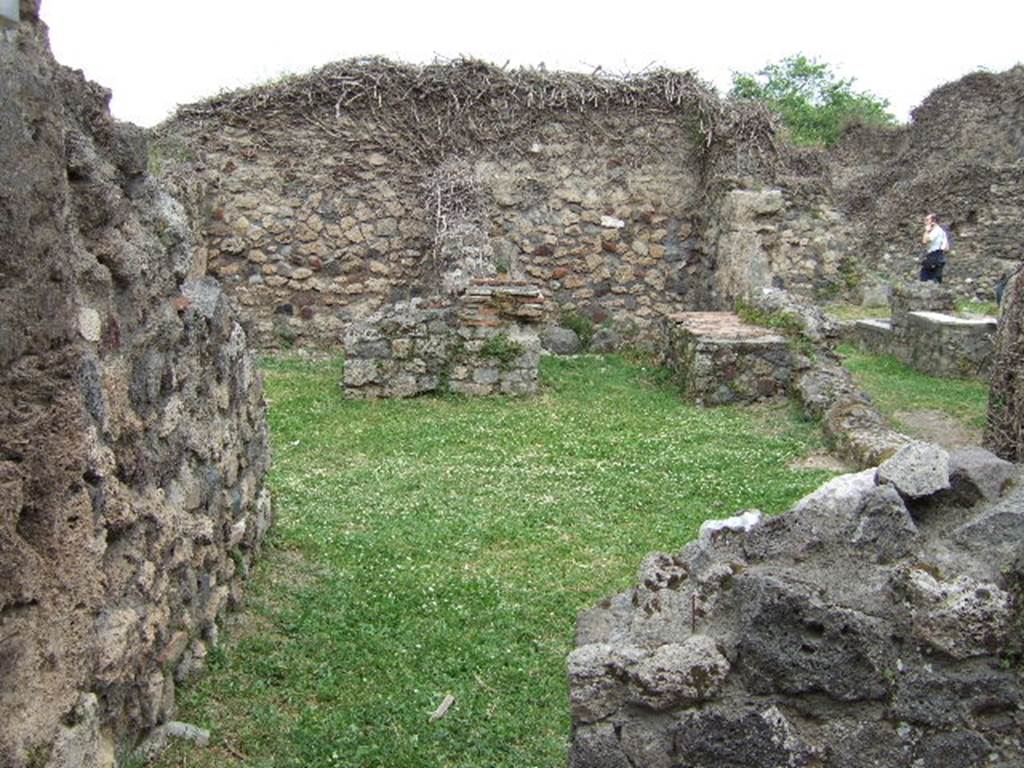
[712,189,784,303]
[342,281,546,399]
[889,282,955,336]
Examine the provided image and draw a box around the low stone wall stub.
[889,282,956,335]
[664,312,797,406]
[342,301,456,399]
[903,311,997,378]
[849,317,894,356]
[342,281,546,399]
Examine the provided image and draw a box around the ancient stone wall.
[154,84,707,349]
[849,283,997,379]
[0,7,270,766]
[152,61,848,350]
[343,281,544,398]
[987,271,1024,460]
[830,66,1024,298]
[662,312,800,406]
[150,61,1024,350]
[708,187,855,301]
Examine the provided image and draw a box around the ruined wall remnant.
[343,280,545,399]
[0,6,271,766]
[662,312,802,406]
[569,443,1023,767]
[987,271,1024,460]
[148,62,1024,349]
[849,282,997,379]
[709,187,855,302]
[830,66,1024,296]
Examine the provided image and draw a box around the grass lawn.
[153,354,838,768]
[837,344,990,434]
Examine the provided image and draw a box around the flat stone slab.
[855,318,892,331]
[668,312,787,343]
[910,311,997,328]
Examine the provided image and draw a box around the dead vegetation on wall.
[170,57,783,178]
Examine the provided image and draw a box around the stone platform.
[663,312,800,406]
[848,283,997,378]
[343,280,545,399]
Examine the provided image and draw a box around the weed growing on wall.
[559,310,595,349]
[735,299,817,357]
[478,334,524,368]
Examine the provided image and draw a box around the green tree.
[730,54,896,146]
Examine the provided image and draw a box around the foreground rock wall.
[0,7,270,766]
[570,444,1023,767]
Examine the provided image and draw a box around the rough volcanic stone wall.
[987,271,1024,460]
[153,62,854,350]
[569,443,1024,767]
[0,7,270,766]
[150,62,1024,348]
[663,312,800,406]
[156,101,711,349]
[709,187,855,301]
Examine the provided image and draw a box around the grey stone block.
[876,441,950,499]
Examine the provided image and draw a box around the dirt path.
[892,409,983,450]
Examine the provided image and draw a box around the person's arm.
[921,215,932,245]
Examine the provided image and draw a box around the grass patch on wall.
[153,355,836,768]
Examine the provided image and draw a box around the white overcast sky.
[39,0,1024,128]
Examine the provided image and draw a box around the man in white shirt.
[919,213,949,283]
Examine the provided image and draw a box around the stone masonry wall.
[569,443,1024,767]
[849,283,997,379]
[830,66,1024,298]
[153,61,849,351]
[0,8,271,766]
[343,281,544,398]
[987,270,1024,460]
[150,62,1024,349]
[156,99,709,350]
[710,187,855,302]
[663,312,800,406]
